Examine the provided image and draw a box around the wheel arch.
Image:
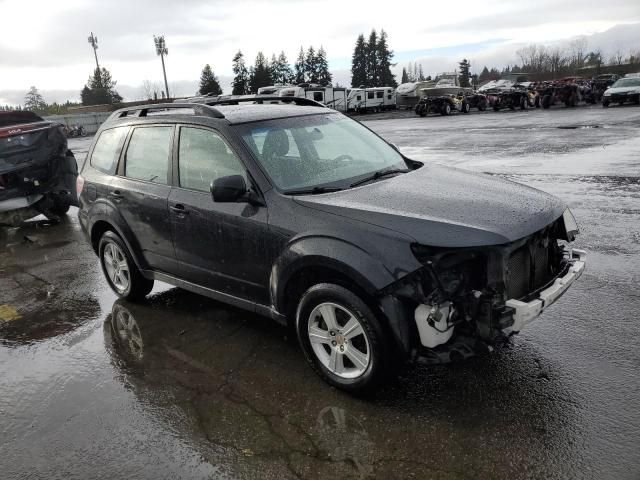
[89,215,147,273]
[271,237,414,358]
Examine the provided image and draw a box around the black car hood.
[295,164,566,247]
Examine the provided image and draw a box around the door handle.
[170,204,189,215]
[109,190,123,199]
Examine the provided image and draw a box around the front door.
[168,126,272,305]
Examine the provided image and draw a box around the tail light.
[76,175,85,199]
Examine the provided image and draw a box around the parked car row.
[413,73,640,117]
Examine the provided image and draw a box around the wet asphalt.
[1,105,639,480]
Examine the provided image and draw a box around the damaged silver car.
[0,111,79,225]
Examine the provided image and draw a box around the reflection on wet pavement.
[1,106,639,479]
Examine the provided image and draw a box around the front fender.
[271,235,397,314]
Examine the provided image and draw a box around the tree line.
[479,39,640,82]
[197,46,333,97]
[350,29,396,88]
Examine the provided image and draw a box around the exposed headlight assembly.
[562,208,579,241]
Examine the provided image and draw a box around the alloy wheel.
[103,242,130,293]
[307,302,371,379]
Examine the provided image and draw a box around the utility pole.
[87,32,100,70]
[154,35,170,99]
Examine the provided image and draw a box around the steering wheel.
[333,154,354,163]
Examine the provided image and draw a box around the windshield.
[235,114,407,192]
[611,78,640,88]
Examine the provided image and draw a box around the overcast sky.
[1,0,639,105]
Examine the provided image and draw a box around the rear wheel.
[296,283,394,393]
[461,101,470,113]
[441,103,451,115]
[520,95,528,110]
[99,231,153,301]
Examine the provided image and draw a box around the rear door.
[168,125,272,305]
[112,124,176,274]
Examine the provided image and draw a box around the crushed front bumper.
[504,248,586,333]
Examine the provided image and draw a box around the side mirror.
[211,175,247,202]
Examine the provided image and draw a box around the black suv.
[78,97,586,393]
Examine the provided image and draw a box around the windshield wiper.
[284,186,344,195]
[349,168,410,188]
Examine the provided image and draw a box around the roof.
[214,104,331,124]
[106,97,332,127]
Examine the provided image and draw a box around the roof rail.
[200,95,327,108]
[107,102,225,121]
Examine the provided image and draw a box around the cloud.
[0,0,638,104]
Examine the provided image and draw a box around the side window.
[367,91,374,99]
[178,127,245,192]
[356,95,361,101]
[376,91,383,98]
[313,92,324,102]
[90,127,128,173]
[124,126,172,185]
[387,94,392,100]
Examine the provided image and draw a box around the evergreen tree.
[231,50,249,95]
[248,51,272,93]
[376,30,396,87]
[350,34,368,87]
[81,67,122,106]
[401,68,409,84]
[198,64,222,96]
[418,64,424,81]
[316,46,332,86]
[23,86,46,112]
[479,66,490,82]
[294,47,306,84]
[458,59,471,87]
[366,29,379,86]
[412,63,418,83]
[269,51,293,85]
[305,46,318,83]
[406,62,414,82]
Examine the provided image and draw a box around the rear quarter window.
[90,127,129,173]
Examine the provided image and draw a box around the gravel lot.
[1,104,639,480]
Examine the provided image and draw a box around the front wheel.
[99,231,154,301]
[296,283,394,393]
[441,103,451,115]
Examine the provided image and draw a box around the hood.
[606,86,640,94]
[295,164,566,248]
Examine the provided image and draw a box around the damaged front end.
[382,209,586,364]
[0,112,78,226]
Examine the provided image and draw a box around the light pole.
[87,32,100,70]
[154,35,170,99]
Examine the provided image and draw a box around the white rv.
[347,87,396,112]
[277,84,349,111]
[257,84,290,95]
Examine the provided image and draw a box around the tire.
[99,231,153,301]
[520,96,528,110]
[462,102,470,113]
[534,96,541,108]
[493,104,500,112]
[602,100,609,108]
[441,103,451,115]
[296,283,395,393]
[542,95,551,109]
[478,102,487,111]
